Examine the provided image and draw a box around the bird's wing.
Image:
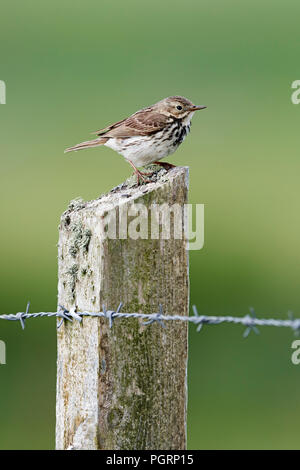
[92,110,171,138]
[91,118,128,135]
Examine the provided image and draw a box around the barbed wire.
[0,302,300,337]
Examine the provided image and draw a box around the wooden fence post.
[56,166,189,450]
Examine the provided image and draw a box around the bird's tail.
[64,137,108,153]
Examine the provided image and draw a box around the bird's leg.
[153,161,176,171]
[128,160,153,185]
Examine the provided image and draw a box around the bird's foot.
[128,160,154,185]
[153,161,176,171]
[133,169,154,185]
[137,170,154,177]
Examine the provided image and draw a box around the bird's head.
[155,96,206,119]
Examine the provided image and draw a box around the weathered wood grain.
[56,166,189,450]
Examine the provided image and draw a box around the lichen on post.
[56,166,189,450]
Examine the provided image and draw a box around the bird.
[65,96,206,184]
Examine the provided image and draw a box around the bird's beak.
[190,105,207,111]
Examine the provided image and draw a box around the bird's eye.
[176,105,183,110]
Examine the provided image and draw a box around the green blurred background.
[0,0,300,449]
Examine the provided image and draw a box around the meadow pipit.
[65,96,206,184]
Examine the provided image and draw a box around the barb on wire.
[143,304,166,328]
[243,307,260,338]
[1,301,300,337]
[192,305,208,332]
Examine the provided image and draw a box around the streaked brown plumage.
[65,96,206,184]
